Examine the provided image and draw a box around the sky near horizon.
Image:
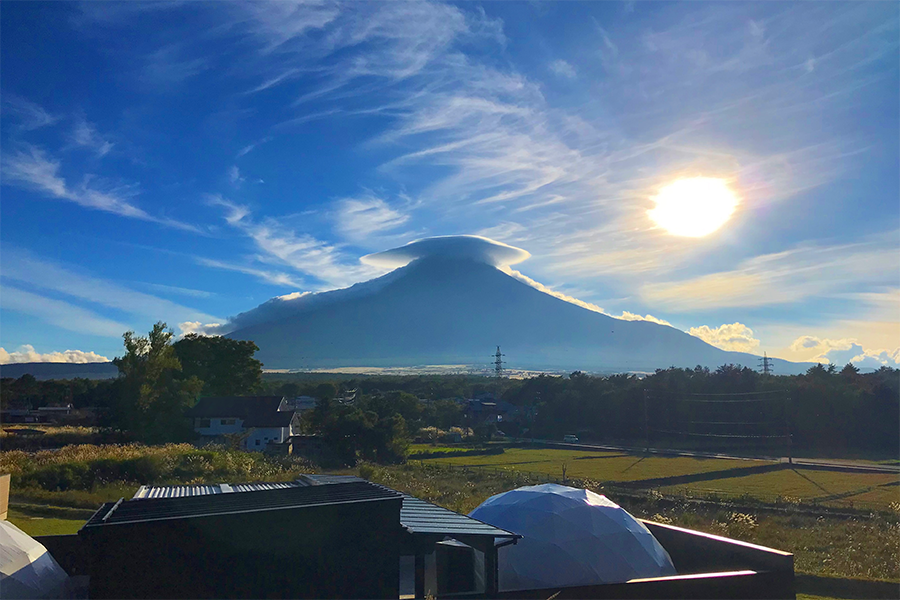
[1,1,898,369]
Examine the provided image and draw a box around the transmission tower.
[492,346,505,378]
[758,352,773,376]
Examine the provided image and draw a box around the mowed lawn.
[415,447,767,482]
[414,447,900,510]
[7,505,90,536]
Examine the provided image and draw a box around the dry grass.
[2,443,318,508]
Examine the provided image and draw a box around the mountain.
[0,362,119,380]
[227,253,809,374]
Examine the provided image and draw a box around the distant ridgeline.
[0,362,119,380]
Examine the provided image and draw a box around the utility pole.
[492,346,505,378]
[758,352,773,376]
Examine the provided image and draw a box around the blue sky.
[2,1,898,368]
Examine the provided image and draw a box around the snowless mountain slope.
[226,254,808,373]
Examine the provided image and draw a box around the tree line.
[3,324,897,458]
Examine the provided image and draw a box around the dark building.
[80,481,402,599]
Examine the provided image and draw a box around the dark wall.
[82,498,401,599]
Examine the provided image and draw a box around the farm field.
[411,445,768,481]
[412,445,900,511]
[660,469,899,509]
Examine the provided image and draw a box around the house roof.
[186,396,285,419]
[128,474,520,544]
[87,481,400,527]
[243,410,296,428]
[298,475,520,542]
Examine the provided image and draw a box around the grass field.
[411,445,900,511]
[7,504,92,536]
[411,445,768,480]
[660,469,899,508]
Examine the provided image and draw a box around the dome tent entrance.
[469,483,675,591]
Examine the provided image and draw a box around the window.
[198,419,211,428]
[220,418,236,426]
[255,439,260,446]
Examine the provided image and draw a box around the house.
[186,396,301,451]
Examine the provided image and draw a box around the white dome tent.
[0,520,71,599]
[469,484,676,591]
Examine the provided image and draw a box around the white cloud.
[365,236,530,269]
[689,323,761,353]
[194,257,307,288]
[276,291,312,301]
[334,195,410,241]
[3,96,59,130]
[2,145,199,232]
[549,59,577,79]
[228,165,245,186]
[789,335,900,367]
[71,119,114,156]
[641,232,900,311]
[1,285,130,338]
[617,312,672,327]
[177,321,225,338]
[2,248,221,326]
[0,345,109,364]
[500,265,672,326]
[210,200,385,288]
[63,0,896,329]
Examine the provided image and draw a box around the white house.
[186,396,301,451]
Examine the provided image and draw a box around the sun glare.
[648,177,739,237]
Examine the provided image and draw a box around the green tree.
[110,322,202,443]
[172,334,262,396]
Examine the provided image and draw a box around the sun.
[648,177,739,237]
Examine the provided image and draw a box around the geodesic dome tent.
[0,520,70,599]
[469,484,676,591]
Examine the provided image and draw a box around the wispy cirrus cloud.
[70,118,114,156]
[548,59,577,79]
[334,195,412,242]
[0,285,130,338]
[640,232,900,311]
[2,145,200,232]
[1,248,221,326]
[2,95,60,130]
[207,196,385,289]
[194,257,306,288]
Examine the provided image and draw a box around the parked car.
[563,434,579,443]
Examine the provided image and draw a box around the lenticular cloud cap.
[469,483,676,591]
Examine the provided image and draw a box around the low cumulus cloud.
[790,335,900,368]
[689,323,761,353]
[0,345,109,364]
[178,321,226,338]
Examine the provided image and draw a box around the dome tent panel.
[469,483,675,591]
